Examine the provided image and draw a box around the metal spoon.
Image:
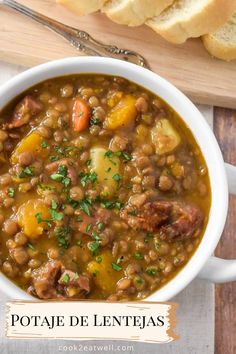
[1,0,150,69]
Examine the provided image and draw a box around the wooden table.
[214,108,236,354]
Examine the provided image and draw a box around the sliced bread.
[147,0,236,44]
[203,12,236,61]
[56,0,108,16]
[102,0,174,27]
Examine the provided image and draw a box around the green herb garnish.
[41,140,48,149]
[86,223,92,233]
[96,256,103,264]
[144,233,154,243]
[134,252,144,260]
[49,156,60,162]
[50,209,64,221]
[79,199,92,216]
[77,240,83,247]
[104,150,132,161]
[7,187,15,198]
[51,165,71,187]
[88,241,100,256]
[55,226,71,249]
[97,222,104,231]
[79,172,97,187]
[27,243,35,250]
[111,262,122,271]
[146,267,159,276]
[19,166,34,178]
[116,256,124,264]
[112,173,121,182]
[62,273,70,283]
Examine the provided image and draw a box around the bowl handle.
[198,163,236,283]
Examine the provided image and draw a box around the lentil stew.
[0,74,211,301]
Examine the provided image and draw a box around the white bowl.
[0,57,235,301]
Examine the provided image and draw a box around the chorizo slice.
[6,96,43,129]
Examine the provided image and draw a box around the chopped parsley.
[50,209,64,221]
[77,240,83,248]
[54,145,78,157]
[97,222,104,231]
[128,209,137,216]
[144,233,154,243]
[74,272,79,280]
[88,241,100,256]
[76,215,83,222]
[51,200,58,210]
[134,252,144,260]
[111,262,122,271]
[100,200,123,210]
[92,231,100,242]
[7,187,15,198]
[41,140,48,149]
[34,212,52,227]
[115,151,132,161]
[55,226,71,249]
[61,273,70,283]
[51,165,71,187]
[112,173,121,182]
[79,199,92,216]
[155,242,161,249]
[116,256,124,264]
[35,212,43,224]
[86,223,92,233]
[90,116,101,126]
[19,166,34,178]
[79,172,97,187]
[146,267,160,276]
[96,256,103,264]
[104,150,114,158]
[86,159,92,167]
[49,156,60,162]
[104,150,132,161]
[27,243,35,250]
[135,277,144,284]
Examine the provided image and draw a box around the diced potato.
[87,251,122,293]
[11,130,46,164]
[90,147,120,197]
[17,199,50,238]
[105,95,137,130]
[151,119,181,155]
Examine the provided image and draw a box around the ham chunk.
[121,200,171,233]
[31,260,91,299]
[76,208,111,235]
[59,270,90,292]
[121,200,203,241]
[160,202,204,242]
[45,158,79,186]
[6,96,43,129]
[31,260,61,299]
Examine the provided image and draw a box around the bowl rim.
[0,57,228,301]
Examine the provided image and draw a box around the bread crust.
[102,0,174,27]
[203,33,236,61]
[147,0,236,44]
[56,0,107,16]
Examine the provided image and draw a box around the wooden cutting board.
[0,0,236,109]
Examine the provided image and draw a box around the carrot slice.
[72,98,90,132]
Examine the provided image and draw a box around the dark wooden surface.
[214,108,236,354]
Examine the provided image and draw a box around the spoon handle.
[2,0,150,69]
